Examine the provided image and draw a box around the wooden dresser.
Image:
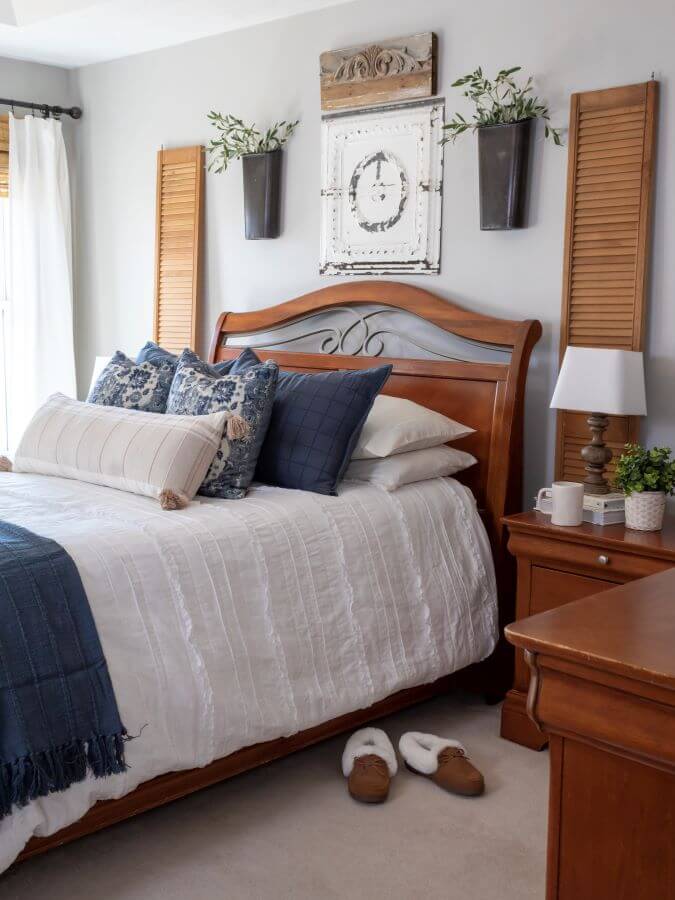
[505,569,675,900]
[500,511,675,748]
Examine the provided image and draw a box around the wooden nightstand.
[500,510,675,749]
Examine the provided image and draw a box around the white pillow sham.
[11,393,227,509]
[343,445,477,491]
[352,394,474,460]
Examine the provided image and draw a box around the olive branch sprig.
[442,66,562,146]
[207,113,300,173]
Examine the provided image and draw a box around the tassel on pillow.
[159,489,190,511]
[0,456,12,472]
[226,414,250,441]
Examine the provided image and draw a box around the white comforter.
[0,473,497,871]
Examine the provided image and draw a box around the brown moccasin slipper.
[399,732,484,797]
[342,728,397,803]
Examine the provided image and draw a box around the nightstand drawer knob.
[598,554,610,565]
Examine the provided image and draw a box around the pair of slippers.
[342,728,484,804]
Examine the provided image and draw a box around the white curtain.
[5,114,76,449]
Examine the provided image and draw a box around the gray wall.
[0,55,71,103]
[47,1,675,501]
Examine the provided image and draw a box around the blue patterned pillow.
[166,349,278,499]
[250,358,393,495]
[136,342,258,375]
[87,351,175,413]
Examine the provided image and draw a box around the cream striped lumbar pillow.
[9,393,227,509]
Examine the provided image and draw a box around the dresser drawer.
[512,532,672,582]
[530,567,616,615]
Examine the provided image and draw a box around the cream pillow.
[344,445,477,491]
[352,395,474,460]
[11,393,227,509]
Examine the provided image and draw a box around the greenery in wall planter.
[207,113,300,239]
[441,67,562,230]
[614,444,675,532]
[441,67,562,145]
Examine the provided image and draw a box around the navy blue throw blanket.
[0,521,126,819]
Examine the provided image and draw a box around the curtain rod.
[0,98,82,120]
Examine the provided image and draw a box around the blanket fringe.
[0,733,127,820]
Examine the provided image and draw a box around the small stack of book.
[535,490,625,525]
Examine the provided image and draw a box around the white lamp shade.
[550,348,647,416]
[88,355,111,397]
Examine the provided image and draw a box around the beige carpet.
[2,695,548,900]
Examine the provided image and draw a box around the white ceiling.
[0,0,352,68]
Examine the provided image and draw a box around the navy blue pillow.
[245,354,392,494]
[136,342,257,376]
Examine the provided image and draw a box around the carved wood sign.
[320,32,436,111]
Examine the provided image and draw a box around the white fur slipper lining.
[399,732,465,775]
[342,727,398,777]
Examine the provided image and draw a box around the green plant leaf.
[207,112,300,171]
[440,66,563,148]
[614,443,675,495]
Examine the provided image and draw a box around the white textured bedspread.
[0,473,496,870]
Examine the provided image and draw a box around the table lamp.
[550,347,647,494]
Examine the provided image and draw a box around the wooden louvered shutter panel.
[0,115,8,198]
[154,146,204,353]
[555,82,658,482]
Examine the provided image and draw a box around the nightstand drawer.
[502,511,675,751]
[514,533,672,582]
[531,566,616,615]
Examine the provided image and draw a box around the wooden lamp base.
[580,412,613,494]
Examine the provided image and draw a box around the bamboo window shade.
[154,145,204,353]
[0,115,8,198]
[555,81,658,483]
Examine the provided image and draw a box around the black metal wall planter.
[206,113,299,240]
[442,66,562,231]
[242,149,282,240]
[477,118,533,230]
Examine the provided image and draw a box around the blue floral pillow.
[136,342,259,376]
[88,351,175,413]
[166,349,278,499]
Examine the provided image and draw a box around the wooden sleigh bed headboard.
[210,281,542,558]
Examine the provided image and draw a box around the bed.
[2,281,541,868]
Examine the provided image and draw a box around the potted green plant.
[614,444,675,532]
[442,67,562,230]
[207,114,299,239]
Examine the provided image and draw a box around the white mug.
[549,480,584,526]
